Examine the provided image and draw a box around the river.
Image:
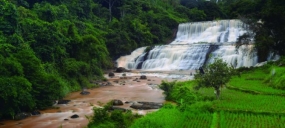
[0,71,194,128]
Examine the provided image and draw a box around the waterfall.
[117,19,259,70]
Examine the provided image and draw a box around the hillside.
[129,59,285,128]
[0,0,285,123]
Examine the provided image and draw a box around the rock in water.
[15,112,31,120]
[130,102,163,110]
[108,72,115,77]
[130,102,143,109]
[112,99,124,106]
[31,110,41,115]
[57,99,71,104]
[70,114,79,118]
[80,91,90,95]
[115,67,125,73]
[140,75,147,79]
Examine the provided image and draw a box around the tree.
[258,0,285,56]
[99,0,119,22]
[235,0,285,62]
[194,58,236,100]
[0,0,18,35]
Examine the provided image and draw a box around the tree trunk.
[109,1,112,22]
[215,87,220,100]
[104,0,117,22]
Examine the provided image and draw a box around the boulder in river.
[15,112,31,120]
[112,99,124,106]
[31,110,41,115]
[130,102,143,109]
[108,72,115,77]
[115,67,125,73]
[130,102,163,110]
[80,91,90,95]
[57,99,71,104]
[140,75,147,79]
[70,114,79,118]
[115,67,130,73]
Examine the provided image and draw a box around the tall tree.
[194,58,236,99]
[103,0,119,22]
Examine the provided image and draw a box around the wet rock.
[122,73,126,76]
[104,82,112,86]
[110,106,127,112]
[70,114,79,118]
[108,72,115,77]
[120,76,127,79]
[64,119,69,121]
[130,102,163,110]
[58,99,71,104]
[140,75,147,79]
[80,91,90,95]
[106,82,112,86]
[125,101,131,104]
[115,67,125,72]
[148,79,151,81]
[15,112,31,120]
[31,110,41,115]
[112,99,124,106]
[130,102,143,109]
[115,67,130,73]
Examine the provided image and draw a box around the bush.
[159,80,177,100]
[88,102,142,128]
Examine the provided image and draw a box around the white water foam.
[116,20,261,70]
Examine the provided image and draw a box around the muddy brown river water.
[0,71,194,128]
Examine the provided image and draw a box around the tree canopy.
[194,59,236,99]
[0,0,284,120]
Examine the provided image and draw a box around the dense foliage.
[0,0,237,119]
[1,0,285,123]
[0,0,114,119]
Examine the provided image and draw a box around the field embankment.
[130,60,285,128]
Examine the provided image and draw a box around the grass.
[212,89,285,113]
[130,107,213,128]
[228,68,285,95]
[265,66,285,90]
[220,111,285,128]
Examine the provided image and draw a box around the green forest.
[0,0,285,124]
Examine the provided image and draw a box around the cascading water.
[117,19,258,71]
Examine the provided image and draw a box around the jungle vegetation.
[0,0,284,123]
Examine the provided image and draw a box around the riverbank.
[0,72,169,128]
